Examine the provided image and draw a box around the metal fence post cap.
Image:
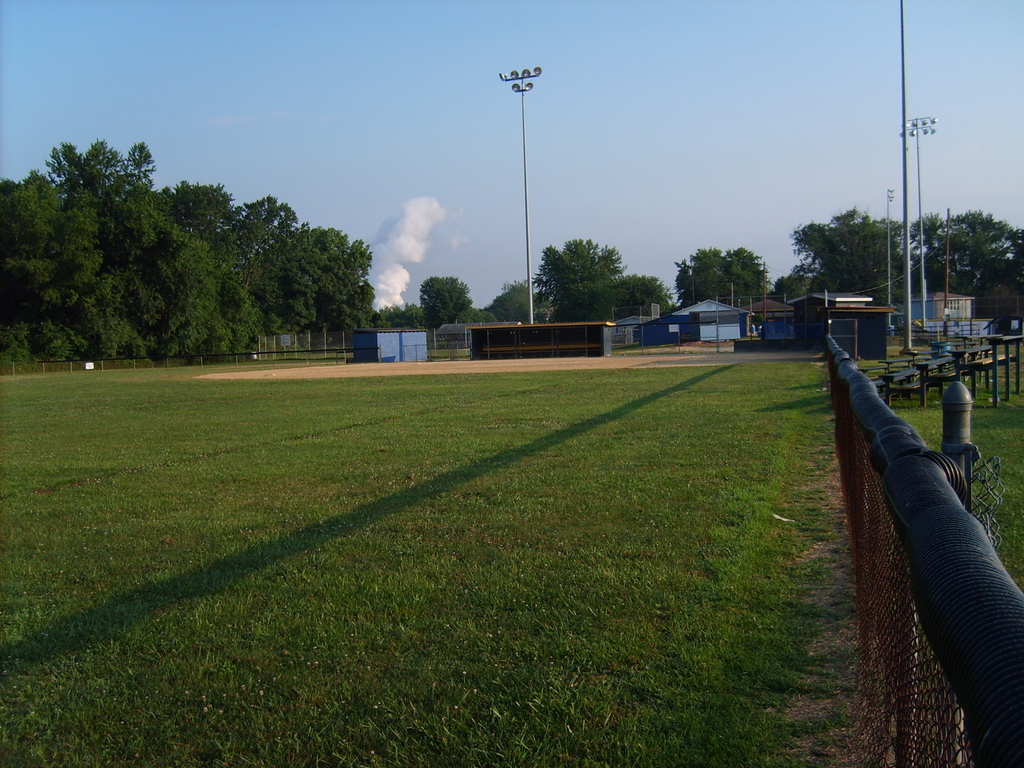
[942,380,973,454]
[942,380,973,411]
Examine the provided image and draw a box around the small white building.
[929,292,975,321]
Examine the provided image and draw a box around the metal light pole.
[906,116,937,333]
[899,0,913,353]
[886,188,895,310]
[500,66,542,325]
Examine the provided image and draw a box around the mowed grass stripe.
[2,362,841,767]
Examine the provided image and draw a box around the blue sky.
[3,0,1022,307]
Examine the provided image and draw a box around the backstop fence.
[826,336,1024,767]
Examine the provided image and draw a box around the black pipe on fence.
[828,336,1024,766]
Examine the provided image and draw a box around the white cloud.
[372,197,449,308]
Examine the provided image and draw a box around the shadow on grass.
[1,367,729,676]
[756,394,831,414]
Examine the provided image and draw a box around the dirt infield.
[200,349,822,380]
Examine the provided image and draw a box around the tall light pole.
[500,66,542,325]
[906,116,937,332]
[899,0,913,353]
[886,188,895,310]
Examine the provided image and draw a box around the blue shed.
[352,329,428,363]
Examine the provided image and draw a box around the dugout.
[470,322,614,359]
[352,329,428,363]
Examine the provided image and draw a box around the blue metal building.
[352,329,428,363]
[635,300,751,346]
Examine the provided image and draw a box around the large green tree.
[419,276,474,328]
[231,196,301,329]
[160,180,257,352]
[374,303,425,329]
[788,208,892,301]
[674,247,764,306]
[916,210,1021,296]
[163,181,237,250]
[535,239,624,322]
[484,281,551,324]
[772,273,811,302]
[613,274,673,315]
[0,171,102,358]
[1,140,376,361]
[303,227,375,332]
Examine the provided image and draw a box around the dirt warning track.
[200,349,821,381]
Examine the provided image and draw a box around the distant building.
[741,299,793,321]
[789,293,874,335]
[781,293,890,359]
[634,300,751,346]
[899,291,975,322]
[742,299,793,338]
[613,315,653,345]
[928,292,975,321]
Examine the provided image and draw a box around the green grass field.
[0,360,863,766]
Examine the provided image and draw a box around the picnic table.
[951,337,1018,406]
[877,355,958,406]
[866,336,1019,408]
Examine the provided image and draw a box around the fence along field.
[828,339,1024,766]
[3,362,851,766]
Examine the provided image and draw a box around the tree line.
[1,141,374,361]
[383,240,676,330]
[408,210,1022,332]
[4,142,1021,361]
[676,208,1022,309]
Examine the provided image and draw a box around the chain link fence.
[827,336,1024,766]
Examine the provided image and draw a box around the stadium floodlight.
[499,66,543,324]
[902,116,938,331]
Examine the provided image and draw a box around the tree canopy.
[613,274,673,315]
[419,276,474,328]
[789,209,891,301]
[374,303,425,329]
[535,239,625,322]
[0,141,375,361]
[777,207,1022,304]
[674,247,764,306]
[484,281,551,324]
[917,210,1022,297]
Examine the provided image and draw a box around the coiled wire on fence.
[826,337,1024,767]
